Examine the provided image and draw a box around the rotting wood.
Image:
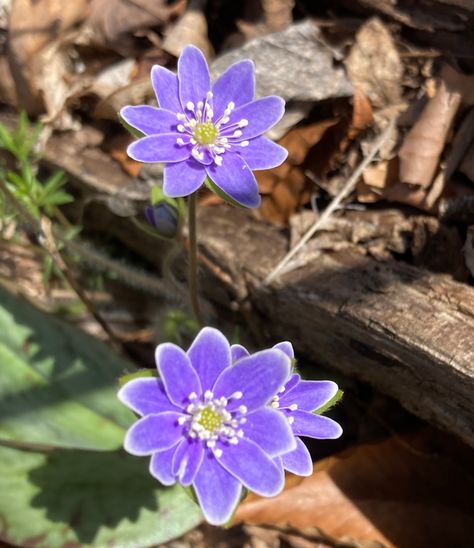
[197,206,474,448]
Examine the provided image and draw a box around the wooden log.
[197,206,474,447]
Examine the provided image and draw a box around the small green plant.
[0,112,73,225]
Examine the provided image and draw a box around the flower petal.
[243,408,296,457]
[280,438,313,476]
[124,412,184,455]
[117,377,179,416]
[127,134,191,163]
[230,344,249,362]
[291,411,343,439]
[224,96,285,141]
[120,106,178,135]
[156,343,202,406]
[187,327,231,391]
[178,45,211,109]
[206,153,260,208]
[212,60,255,119]
[193,451,242,525]
[213,349,290,412]
[237,136,287,170]
[149,445,178,486]
[283,373,300,394]
[272,341,294,360]
[217,438,284,496]
[163,158,206,197]
[172,438,204,486]
[282,380,339,412]
[151,65,181,113]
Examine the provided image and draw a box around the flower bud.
[144,203,179,238]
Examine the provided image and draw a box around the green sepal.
[314,388,344,415]
[118,369,159,388]
[204,176,246,208]
[117,111,146,139]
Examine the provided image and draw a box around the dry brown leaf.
[464,226,474,277]
[7,0,88,115]
[258,120,339,225]
[88,0,185,53]
[238,0,294,40]
[346,18,403,110]
[398,65,463,188]
[235,432,474,548]
[162,0,213,60]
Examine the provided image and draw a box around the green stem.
[187,194,203,326]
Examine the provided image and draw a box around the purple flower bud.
[144,203,178,238]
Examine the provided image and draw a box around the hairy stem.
[187,194,203,326]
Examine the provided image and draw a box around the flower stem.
[187,193,203,326]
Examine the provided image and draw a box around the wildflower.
[120,45,287,208]
[231,341,342,476]
[118,327,296,525]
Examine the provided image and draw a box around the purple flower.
[120,45,287,208]
[118,327,296,525]
[231,342,342,477]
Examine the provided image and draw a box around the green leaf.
[0,286,137,450]
[0,444,202,547]
[119,369,158,388]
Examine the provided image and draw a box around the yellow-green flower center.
[193,122,218,145]
[197,406,223,432]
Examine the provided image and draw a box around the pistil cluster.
[175,91,249,166]
[178,389,248,457]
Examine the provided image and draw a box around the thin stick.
[263,121,395,285]
[187,193,203,326]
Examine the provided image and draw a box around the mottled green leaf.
[0,286,136,450]
[0,444,202,547]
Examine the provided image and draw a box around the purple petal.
[149,445,178,485]
[187,327,231,391]
[172,438,204,486]
[120,106,177,135]
[213,349,290,412]
[127,134,191,163]
[280,438,313,476]
[206,153,260,208]
[217,438,284,496]
[151,65,181,113]
[193,451,242,525]
[230,344,249,362]
[291,411,343,439]
[243,408,296,457]
[281,380,339,412]
[223,96,285,141]
[237,136,287,170]
[117,378,179,416]
[156,343,202,406]
[212,60,255,119]
[283,373,300,393]
[272,341,294,360]
[163,158,206,197]
[178,45,211,109]
[124,412,184,455]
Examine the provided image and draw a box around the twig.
[263,121,395,285]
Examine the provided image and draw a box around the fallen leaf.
[463,226,474,277]
[346,18,403,110]
[237,0,294,40]
[235,431,474,548]
[88,0,186,53]
[162,0,214,60]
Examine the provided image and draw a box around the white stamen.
[204,390,213,400]
[271,401,279,408]
[190,137,197,145]
[207,91,213,99]
[221,117,230,124]
[233,130,242,138]
[289,404,298,411]
[231,391,243,400]
[215,155,223,166]
[177,113,186,120]
[178,416,187,425]
[229,436,239,445]
[214,449,223,458]
[278,386,286,393]
[238,405,247,414]
[238,119,248,127]
[288,417,295,425]
[176,138,185,145]
[240,141,249,147]
[177,124,185,132]
[186,101,195,111]
[206,440,216,448]
[197,101,203,110]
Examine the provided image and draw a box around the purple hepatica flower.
[120,45,287,208]
[118,327,296,525]
[231,341,342,477]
